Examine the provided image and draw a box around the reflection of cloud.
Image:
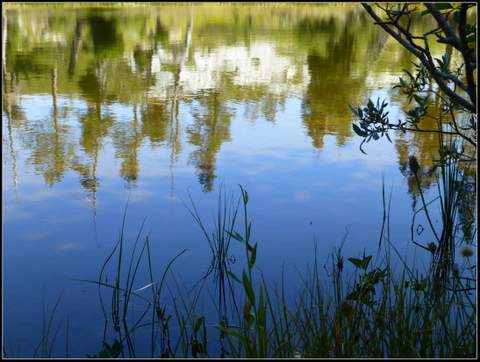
[242,162,277,175]
[3,208,33,223]
[317,135,398,170]
[163,194,177,201]
[338,179,384,192]
[129,189,157,203]
[140,165,193,178]
[71,197,103,208]
[255,185,272,192]
[351,171,371,180]
[20,188,68,203]
[21,231,50,241]
[293,191,311,201]
[56,242,83,251]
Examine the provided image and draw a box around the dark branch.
[361,3,476,113]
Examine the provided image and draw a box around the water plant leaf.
[249,243,257,268]
[194,316,205,333]
[353,124,367,137]
[217,324,249,349]
[242,271,255,305]
[347,255,372,270]
[227,230,244,242]
[134,282,156,292]
[227,271,241,283]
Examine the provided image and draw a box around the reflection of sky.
[2,85,440,357]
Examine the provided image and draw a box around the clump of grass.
[219,184,476,357]
[185,185,241,322]
[80,203,188,358]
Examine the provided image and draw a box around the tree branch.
[424,4,462,50]
[361,3,476,113]
[457,4,476,104]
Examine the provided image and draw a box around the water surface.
[3,3,446,356]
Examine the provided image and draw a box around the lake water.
[3,3,448,357]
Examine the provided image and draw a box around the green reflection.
[2,3,454,196]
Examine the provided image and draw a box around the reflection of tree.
[133,46,154,76]
[187,92,233,192]
[5,3,465,199]
[457,170,476,243]
[168,12,192,162]
[112,105,141,184]
[301,12,382,149]
[396,104,443,198]
[154,15,169,47]
[3,24,20,193]
[140,103,169,144]
[70,99,113,242]
[2,10,6,78]
[239,92,286,125]
[75,106,113,187]
[3,12,19,192]
[164,13,192,195]
[87,14,124,59]
[394,100,476,243]
[68,17,83,78]
[26,67,74,185]
[74,53,114,203]
[78,63,108,115]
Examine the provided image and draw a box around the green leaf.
[364,255,372,269]
[257,286,266,327]
[367,99,374,110]
[227,230,244,242]
[227,271,241,283]
[156,306,165,319]
[111,340,123,357]
[249,243,257,268]
[347,255,372,270]
[434,3,453,10]
[466,33,475,43]
[413,94,425,105]
[385,132,392,143]
[194,316,205,333]
[352,124,367,137]
[239,185,249,204]
[217,324,249,349]
[246,222,252,241]
[242,271,255,305]
[348,257,364,269]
